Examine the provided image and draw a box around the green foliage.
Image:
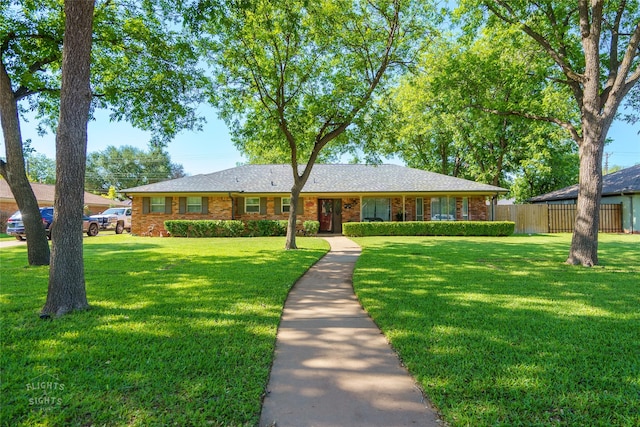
[165,219,294,238]
[303,220,320,236]
[343,221,515,237]
[85,145,185,194]
[164,220,245,237]
[2,0,208,143]
[244,220,288,237]
[25,152,56,184]
[352,234,640,426]
[187,0,433,164]
[382,28,578,189]
[0,235,329,426]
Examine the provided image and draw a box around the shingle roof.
[529,164,640,202]
[0,180,128,207]
[122,164,507,194]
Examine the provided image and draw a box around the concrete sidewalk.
[259,236,441,427]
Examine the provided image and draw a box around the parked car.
[7,207,54,241]
[6,208,99,240]
[90,207,131,234]
[83,216,100,237]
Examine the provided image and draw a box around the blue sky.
[12,104,640,177]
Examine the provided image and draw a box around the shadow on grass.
[0,237,328,426]
[352,235,640,426]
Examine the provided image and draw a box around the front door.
[319,199,333,232]
[318,199,342,233]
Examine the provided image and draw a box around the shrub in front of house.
[342,221,515,237]
[245,220,288,237]
[303,220,320,236]
[164,220,245,237]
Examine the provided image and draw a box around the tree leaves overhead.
[185,0,434,164]
[383,27,579,191]
[1,0,210,144]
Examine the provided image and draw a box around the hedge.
[164,220,245,237]
[245,220,288,237]
[164,220,321,238]
[342,221,515,237]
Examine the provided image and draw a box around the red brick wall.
[340,198,360,223]
[132,196,319,236]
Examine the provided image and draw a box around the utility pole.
[604,152,611,175]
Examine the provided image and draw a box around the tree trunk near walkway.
[0,62,50,265]
[42,0,94,317]
[285,185,303,250]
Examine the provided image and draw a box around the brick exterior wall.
[131,194,490,236]
[131,196,319,236]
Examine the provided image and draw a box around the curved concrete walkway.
[260,236,441,427]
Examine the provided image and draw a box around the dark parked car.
[6,208,99,240]
[7,207,54,241]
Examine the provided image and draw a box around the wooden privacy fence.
[495,204,623,234]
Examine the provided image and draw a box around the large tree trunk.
[42,0,95,317]
[566,130,605,266]
[0,62,50,265]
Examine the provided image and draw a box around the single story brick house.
[122,164,508,235]
[529,163,640,233]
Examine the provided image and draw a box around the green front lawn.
[0,232,14,240]
[0,235,329,426]
[352,234,640,426]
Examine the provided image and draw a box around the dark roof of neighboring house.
[122,164,508,195]
[0,180,128,207]
[529,164,640,203]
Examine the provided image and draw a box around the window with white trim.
[150,197,165,213]
[282,197,291,213]
[187,197,202,213]
[245,197,260,214]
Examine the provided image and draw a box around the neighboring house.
[0,180,128,230]
[529,164,640,233]
[122,164,507,235]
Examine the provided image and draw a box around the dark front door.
[319,199,333,232]
[319,199,342,233]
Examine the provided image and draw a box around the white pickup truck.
[90,207,132,234]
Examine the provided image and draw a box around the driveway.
[0,239,26,249]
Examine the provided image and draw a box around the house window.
[282,197,291,213]
[416,197,424,221]
[462,197,469,220]
[186,197,202,213]
[362,198,390,221]
[245,197,260,214]
[431,197,456,220]
[150,197,165,213]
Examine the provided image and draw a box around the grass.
[0,235,329,426]
[0,232,14,240]
[351,234,640,427]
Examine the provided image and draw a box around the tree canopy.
[184,0,435,248]
[382,28,579,199]
[458,0,640,266]
[85,145,185,196]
